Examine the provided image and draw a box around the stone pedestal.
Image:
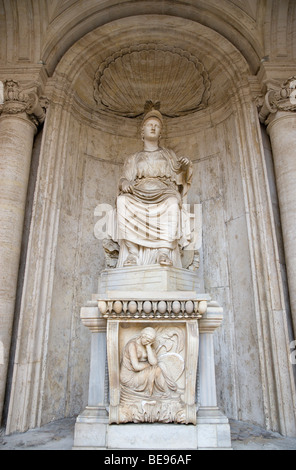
[97,265,201,293]
[73,266,231,450]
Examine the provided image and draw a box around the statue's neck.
[143,141,159,152]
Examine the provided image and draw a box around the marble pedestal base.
[73,266,232,450]
[97,264,201,294]
[73,409,232,450]
[74,422,197,450]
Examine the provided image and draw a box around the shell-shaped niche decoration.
[93,44,210,118]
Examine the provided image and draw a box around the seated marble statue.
[108,107,193,268]
[120,327,178,398]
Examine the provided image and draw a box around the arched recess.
[41,0,263,76]
[6,14,296,436]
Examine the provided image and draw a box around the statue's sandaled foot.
[158,252,173,266]
[123,254,138,266]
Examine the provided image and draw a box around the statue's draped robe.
[108,147,192,267]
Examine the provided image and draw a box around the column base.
[196,407,232,450]
[73,406,108,449]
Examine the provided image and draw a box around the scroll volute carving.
[259,76,296,124]
[0,79,47,125]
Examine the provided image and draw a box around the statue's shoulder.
[123,151,139,168]
[159,147,178,160]
[125,150,143,161]
[160,146,176,153]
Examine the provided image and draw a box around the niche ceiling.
[93,43,211,118]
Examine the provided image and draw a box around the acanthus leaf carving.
[259,76,296,124]
[0,79,47,126]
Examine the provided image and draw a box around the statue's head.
[141,109,163,143]
[142,108,163,127]
[140,327,156,345]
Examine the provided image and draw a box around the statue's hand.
[121,180,134,194]
[178,156,190,167]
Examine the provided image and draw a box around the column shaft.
[198,331,218,408]
[0,112,36,421]
[267,112,296,334]
[88,331,107,407]
[79,305,108,416]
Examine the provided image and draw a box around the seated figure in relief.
[120,327,178,398]
[108,106,193,268]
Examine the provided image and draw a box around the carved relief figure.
[108,106,193,268]
[118,326,188,423]
[120,327,179,398]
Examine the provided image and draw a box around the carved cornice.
[258,76,296,124]
[97,298,207,319]
[80,302,107,333]
[0,79,47,126]
[199,300,223,333]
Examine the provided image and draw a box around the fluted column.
[259,76,296,334]
[0,80,45,422]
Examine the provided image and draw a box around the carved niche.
[93,44,210,118]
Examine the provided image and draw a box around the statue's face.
[141,332,155,345]
[142,118,162,142]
